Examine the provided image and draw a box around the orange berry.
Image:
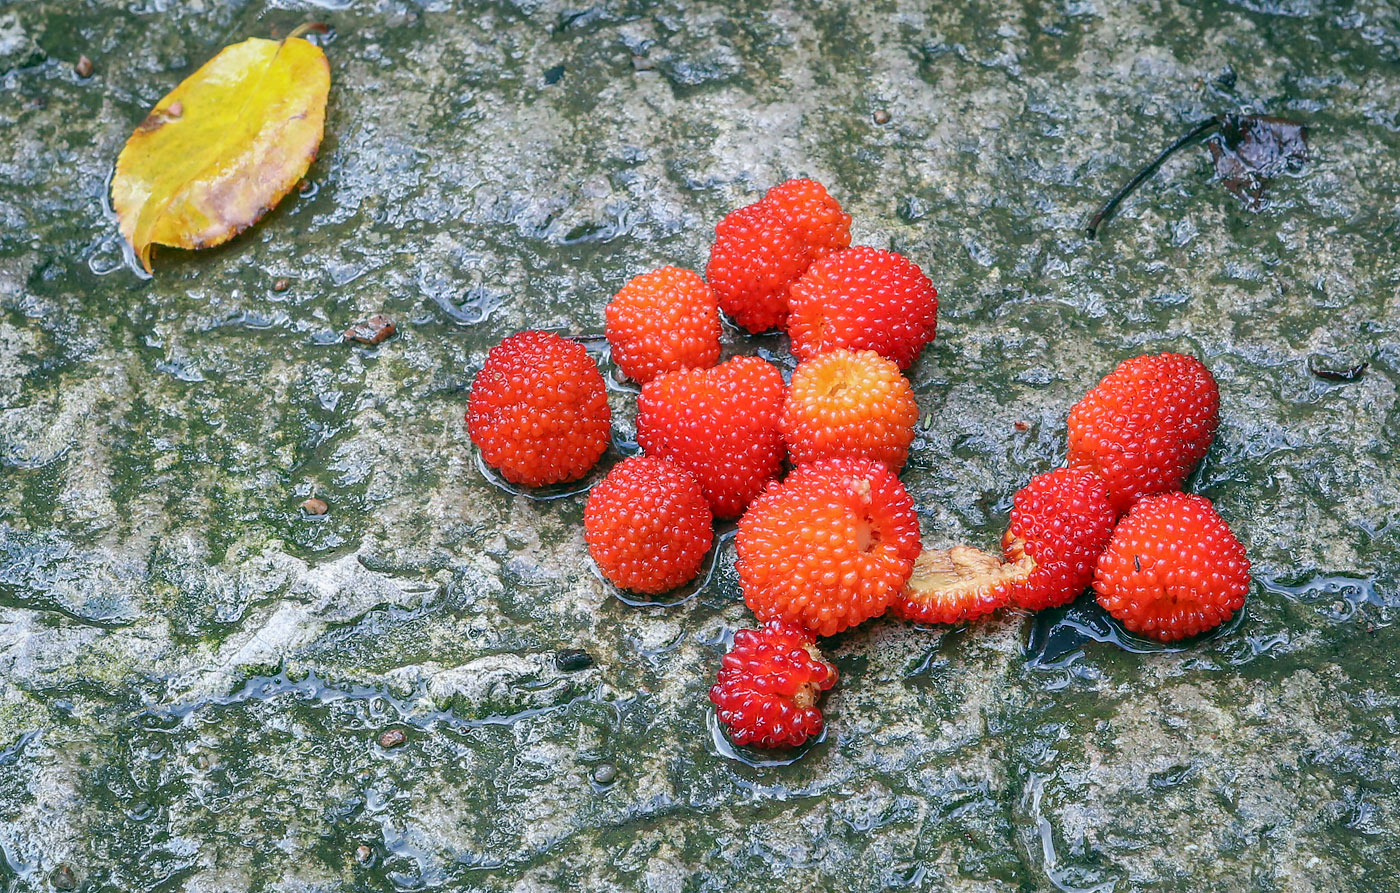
[781,348,919,471]
[737,457,921,636]
[605,266,721,384]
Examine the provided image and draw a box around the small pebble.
[74,56,93,79]
[632,55,655,71]
[50,865,78,891]
[378,728,407,749]
[344,314,396,345]
[592,763,617,785]
[873,108,891,125]
[555,648,594,672]
[273,278,290,293]
[301,497,328,516]
[355,844,373,864]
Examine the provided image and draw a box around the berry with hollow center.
[1067,352,1220,515]
[636,355,786,519]
[705,179,851,333]
[1094,491,1250,642]
[891,545,1033,625]
[1002,468,1119,611]
[605,266,721,384]
[781,348,919,471]
[466,330,610,487]
[737,457,921,636]
[709,621,838,749]
[786,246,938,370]
[584,456,713,594]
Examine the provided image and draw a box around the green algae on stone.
[0,0,1399,890]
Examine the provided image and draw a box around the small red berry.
[605,266,721,383]
[705,179,851,333]
[786,246,938,370]
[1067,352,1220,515]
[709,621,837,748]
[584,456,713,594]
[890,545,1032,625]
[466,330,610,487]
[737,457,921,637]
[636,356,786,519]
[1002,468,1119,611]
[763,178,852,254]
[1095,492,1250,642]
[781,348,920,471]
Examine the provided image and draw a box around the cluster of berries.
[928,352,1251,643]
[465,179,1250,752]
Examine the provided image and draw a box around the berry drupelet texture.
[636,355,787,519]
[1002,467,1119,611]
[605,266,721,384]
[466,330,611,487]
[786,246,939,370]
[705,179,851,333]
[737,456,921,637]
[1067,352,1220,515]
[709,621,838,748]
[584,456,714,594]
[1095,491,1251,642]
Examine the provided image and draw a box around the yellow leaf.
[112,26,330,273]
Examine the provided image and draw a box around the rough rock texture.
[1,0,1398,890]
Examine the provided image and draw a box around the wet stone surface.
[1,0,1399,890]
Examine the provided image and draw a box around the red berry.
[1066,352,1220,515]
[737,457,921,637]
[764,178,852,254]
[705,179,851,333]
[584,456,713,594]
[890,545,1032,625]
[1094,492,1250,642]
[466,330,610,487]
[1002,468,1118,611]
[708,621,837,748]
[786,246,938,370]
[781,348,919,471]
[605,266,721,384]
[636,356,786,519]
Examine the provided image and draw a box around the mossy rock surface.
[1,0,1398,889]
